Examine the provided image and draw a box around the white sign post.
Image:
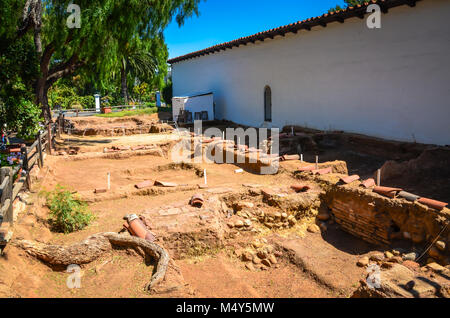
[94,94,101,113]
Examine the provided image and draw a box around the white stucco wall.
[172,0,450,145]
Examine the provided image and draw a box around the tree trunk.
[36,77,52,122]
[14,232,170,292]
[121,58,129,105]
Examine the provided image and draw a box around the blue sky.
[165,0,346,59]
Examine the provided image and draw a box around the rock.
[426,262,446,273]
[317,213,330,221]
[357,257,369,267]
[319,222,327,232]
[257,250,268,260]
[281,213,288,220]
[227,222,234,228]
[261,238,268,244]
[402,260,420,270]
[402,252,418,261]
[274,212,282,220]
[252,256,262,265]
[436,241,446,252]
[265,245,274,254]
[252,240,262,249]
[235,220,244,228]
[245,263,255,271]
[307,224,320,233]
[428,247,442,260]
[274,251,283,257]
[381,262,394,269]
[237,202,254,210]
[388,256,403,264]
[244,219,252,227]
[384,251,394,259]
[265,222,273,229]
[369,253,384,262]
[242,252,253,262]
[288,217,297,226]
[261,259,271,267]
[392,249,401,256]
[268,254,277,265]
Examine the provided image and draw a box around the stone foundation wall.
[321,180,450,264]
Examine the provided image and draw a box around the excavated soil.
[1,126,449,298]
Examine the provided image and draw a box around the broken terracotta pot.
[290,184,311,193]
[398,191,420,202]
[418,198,448,211]
[154,180,178,187]
[312,167,332,175]
[297,165,316,172]
[190,194,204,208]
[373,186,402,198]
[281,154,300,161]
[124,214,155,242]
[340,175,360,184]
[123,222,136,236]
[135,180,153,189]
[361,178,376,188]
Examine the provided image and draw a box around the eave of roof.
[168,0,420,64]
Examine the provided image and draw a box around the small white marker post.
[377,169,381,186]
[315,155,319,170]
[291,126,294,136]
[222,131,225,140]
[204,169,207,185]
[107,172,111,190]
[301,154,303,162]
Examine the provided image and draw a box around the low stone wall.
[295,167,450,265]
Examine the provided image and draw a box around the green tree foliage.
[48,81,95,110]
[162,79,173,105]
[1,0,203,121]
[329,0,367,12]
[0,36,42,139]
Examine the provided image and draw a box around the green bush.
[45,185,95,233]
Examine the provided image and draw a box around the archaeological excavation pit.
[1,120,449,298]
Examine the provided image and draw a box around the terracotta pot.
[291,184,310,193]
[361,178,376,188]
[340,175,360,184]
[373,186,402,198]
[418,198,448,211]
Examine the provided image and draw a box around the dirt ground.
[1,123,448,298]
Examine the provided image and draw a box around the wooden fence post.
[0,167,13,225]
[21,145,31,190]
[57,114,61,139]
[37,132,43,168]
[46,123,52,155]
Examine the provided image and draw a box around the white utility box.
[172,93,214,123]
